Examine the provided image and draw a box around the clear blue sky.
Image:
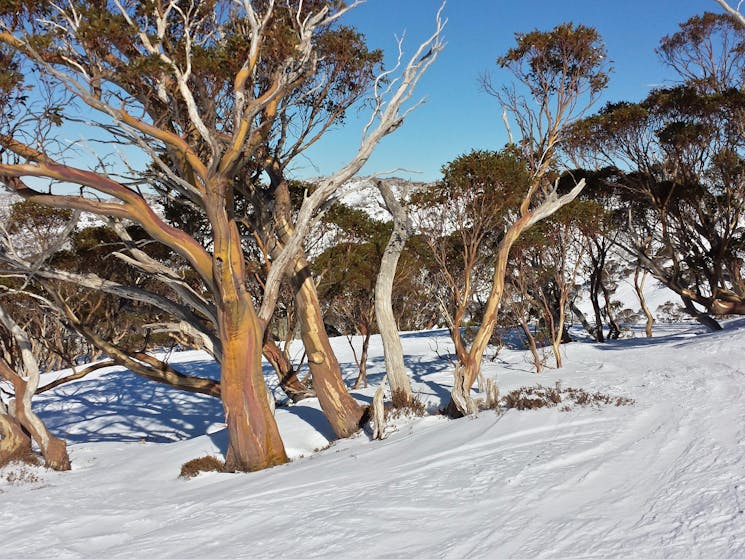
[292,0,723,182]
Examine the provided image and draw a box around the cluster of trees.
[0,1,743,473]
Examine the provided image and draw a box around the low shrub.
[387,390,427,419]
[503,382,634,411]
[179,455,226,478]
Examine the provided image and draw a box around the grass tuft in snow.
[179,455,226,478]
[503,382,634,412]
[387,391,427,419]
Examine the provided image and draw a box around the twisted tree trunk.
[0,305,70,471]
[211,193,287,472]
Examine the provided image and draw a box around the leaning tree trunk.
[263,338,314,403]
[0,359,70,471]
[570,300,597,339]
[266,178,365,438]
[681,296,722,331]
[634,266,654,338]
[374,180,414,406]
[0,305,70,471]
[292,257,365,437]
[457,222,524,402]
[518,314,543,373]
[449,180,586,416]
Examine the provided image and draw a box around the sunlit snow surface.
[2,321,745,558]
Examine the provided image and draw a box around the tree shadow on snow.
[34,367,225,444]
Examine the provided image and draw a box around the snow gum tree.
[413,147,528,366]
[0,1,444,471]
[566,13,745,331]
[445,23,609,416]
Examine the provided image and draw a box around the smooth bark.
[374,180,414,403]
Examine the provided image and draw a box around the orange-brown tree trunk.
[0,412,32,465]
[219,297,288,472]
[211,185,287,472]
[293,263,365,437]
[266,177,365,438]
[0,360,71,471]
[262,338,314,402]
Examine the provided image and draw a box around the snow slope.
[2,322,744,558]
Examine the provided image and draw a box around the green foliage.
[414,147,531,233]
[658,12,745,92]
[498,22,609,97]
[8,201,72,235]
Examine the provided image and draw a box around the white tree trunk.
[374,180,413,405]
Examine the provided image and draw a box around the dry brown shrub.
[386,390,426,420]
[503,382,634,411]
[179,455,226,478]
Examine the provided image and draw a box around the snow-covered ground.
[2,320,744,558]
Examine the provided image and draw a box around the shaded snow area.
[2,322,745,558]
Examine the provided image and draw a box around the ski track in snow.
[1,325,745,558]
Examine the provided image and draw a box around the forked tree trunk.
[374,180,414,405]
[0,360,70,471]
[452,218,527,415]
[449,180,586,416]
[352,320,372,389]
[589,264,606,342]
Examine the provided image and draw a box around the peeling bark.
[292,262,365,438]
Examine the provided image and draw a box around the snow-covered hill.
[2,320,744,558]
